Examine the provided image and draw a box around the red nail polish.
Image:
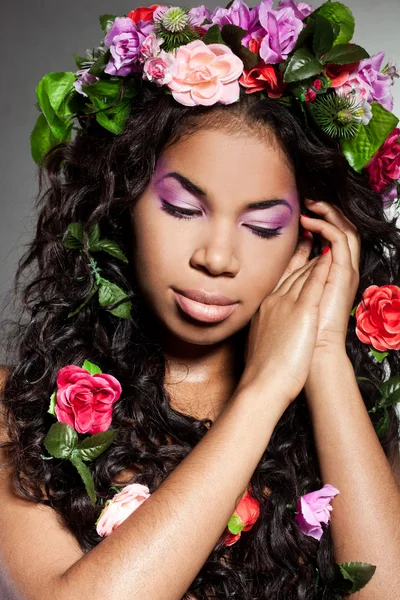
[302,229,312,238]
[300,213,309,218]
[322,245,330,255]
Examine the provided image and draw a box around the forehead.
[155,129,296,203]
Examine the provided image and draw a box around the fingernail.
[300,213,310,218]
[322,245,330,255]
[302,229,312,238]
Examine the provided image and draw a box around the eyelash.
[160,199,283,239]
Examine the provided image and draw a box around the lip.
[174,288,238,306]
[172,289,239,323]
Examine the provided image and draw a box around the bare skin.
[1,126,397,600]
[130,128,302,420]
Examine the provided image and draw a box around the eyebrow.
[158,172,294,212]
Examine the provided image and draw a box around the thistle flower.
[153,5,202,52]
[310,92,363,138]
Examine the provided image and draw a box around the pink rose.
[143,51,174,85]
[55,365,122,435]
[166,40,244,106]
[139,32,164,62]
[96,483,151,537]
[364,128,400,194]
[355,284,400,352]
[295,484,340,541]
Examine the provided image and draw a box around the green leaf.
[87,50,111,77]
[87,224,101,249]
[99,14,117,35]
[313,14,339,58]
[81,359,102,375]
[377,376,400,408]
[227,512,244,535]
[96,100,131,134]
[69,450,97,506]
[63,222,84,249]
[374,408,390,437]
[90,238,129,263]
[35,72,75,142]
[220,24,259,70]
[30,114,60,165]
[75,429,117,461]
[322,43,369,65]
[368,347,389,363]
[43,422,78,459]
[201,23,225,45]
[340,103,399,172]
[72,53,89,69]
[283,48,323,83]
[47,391,57,416]
[316,1,355,45]
[294,17,315,51]
[350,304,357,316]
[98,281,132,319]
[336,561,377,594]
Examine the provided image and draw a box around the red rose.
[223,486,260,546]
[239,62,285,98]
[248,38,262,55]
[355,284,400,352]
[128,4,160,23]
[55,365,122,434]
[364,128,400,193]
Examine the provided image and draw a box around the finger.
[273,253,319,297]
[300,212,353,274]
[270,234,313,293]
[303,199,360,273]
[296,248,332,305]
[287,248,332,302]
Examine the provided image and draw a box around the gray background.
[0,0,399,363]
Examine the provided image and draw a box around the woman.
[0,2,400,599]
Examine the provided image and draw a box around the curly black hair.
[1,82,399,600]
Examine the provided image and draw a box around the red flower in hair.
[239,62,285,97]
[128,4,160,23]
[223,486,260,546]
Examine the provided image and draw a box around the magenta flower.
[104,17,154,76]
[73,69,99,97]
[365,127,400,194]
[258,0,304,64]
[295,484,340,541]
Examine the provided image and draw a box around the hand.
[300,198,361,357]
[238,237,332,409]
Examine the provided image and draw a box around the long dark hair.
[1,83,399,599]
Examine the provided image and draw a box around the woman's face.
[130,128,301,346]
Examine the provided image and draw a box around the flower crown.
[31,0,400,210]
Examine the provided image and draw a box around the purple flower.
[295,484,340,541]
[73,69,99,96]
[188,4,212,27]
[277,0,312,20]
[382,184,398,208]
[211,0,262,47]
[357,52,393,111]
[258,0,304,64]
[104,17,154,76]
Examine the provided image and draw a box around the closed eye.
[159,199,283,239]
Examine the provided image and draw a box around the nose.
[189,219,240,276]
